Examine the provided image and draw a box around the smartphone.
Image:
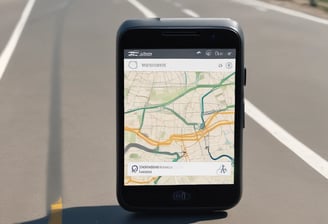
[116,18,245,211]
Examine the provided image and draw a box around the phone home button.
[172,190,191,201]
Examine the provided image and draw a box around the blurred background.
[0,0,327,223]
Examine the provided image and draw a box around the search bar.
[124,59,235,72]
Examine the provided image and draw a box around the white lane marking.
[128,0,328,180]
[182,8,200,18]
[246,99,328,179]
[233,0,328,25]
[127,0,156,18]
[0,0,36,80]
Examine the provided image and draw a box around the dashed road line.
[49,197,63,224]
[128,0,156,18]
[182,8,200,17]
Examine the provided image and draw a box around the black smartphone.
[116,18,245,211]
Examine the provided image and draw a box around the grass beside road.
[262,0,328,19]
[318,0,328,12]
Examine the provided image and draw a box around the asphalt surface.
[0,0,327,223]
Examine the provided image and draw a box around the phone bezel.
[117,27,244,211]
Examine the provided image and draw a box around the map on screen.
[124,49,235,185]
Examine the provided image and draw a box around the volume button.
[243,101,245,128]
[244,68,247,86]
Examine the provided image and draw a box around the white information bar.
[127,162,232,176]
[124,59,235,72]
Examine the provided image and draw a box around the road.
[0,0,327,223]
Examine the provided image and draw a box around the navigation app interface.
[124,49,235,185]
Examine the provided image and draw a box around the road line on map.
[0,0,36,80]
[232,0,328,25]
[127,0,328,179]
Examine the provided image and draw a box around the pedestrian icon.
[219,164,227,174]
[217,163,230,176]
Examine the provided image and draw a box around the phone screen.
[124,49,235,186]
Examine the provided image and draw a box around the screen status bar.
[124,49,236,59]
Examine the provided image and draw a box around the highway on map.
[0,0,327,223]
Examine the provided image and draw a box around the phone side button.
[244,68,247,86]
[243,101,245,128]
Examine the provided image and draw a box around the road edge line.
[0,0,36,80]
[245,99,328,179]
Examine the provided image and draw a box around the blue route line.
[207,149,234,162]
